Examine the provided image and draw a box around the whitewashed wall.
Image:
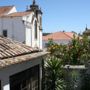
[31,13,42,49]
[23,13,43,49]
[39,30,42,49]
[0,17,25,43]
[43,39,71,48]
[7,6,17,15]
[38,14,42,49]
[0,11,42,49]
[0,57,42,90]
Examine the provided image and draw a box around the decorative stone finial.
[33,0,36,5]
[86,24,88,30]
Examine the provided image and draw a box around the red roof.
[8,11,32,17]
[43,32,75,41]
[0,6,32,17]
[0,6,14,16]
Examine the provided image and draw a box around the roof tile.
[0,37,39,59]
[0,6,13,15]
[43,32,74,41]
[7,11,32,17]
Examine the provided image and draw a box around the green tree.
[46,39,55,48]
[45,35,90,90]
[67,35,90,65]
[45,56,66,90]
[47,35,90,65]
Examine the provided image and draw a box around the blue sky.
[0,0,90,33]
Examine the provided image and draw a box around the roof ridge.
[6,11,32,17]
[0,5,14,8]
[63,32,73,39]
[43,31,74,41]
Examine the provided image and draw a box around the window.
[40,17,42,26]
[20,78,38,90]
[31,76,39,90]
[3,30,7,37]
[21,80,31,90]
[10,65,39,90]
[35,21,37,39]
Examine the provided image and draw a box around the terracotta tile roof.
[0,6,14,16]
[0,51,48,69]
[7,11,32,17]
[64,32,74,38]
[0,37,48,69]
[0,36,39,59]
[43,32,74,41]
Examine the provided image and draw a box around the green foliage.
[80,69,90,90]
[46,39,55,48]
[67,35,90,64]
[45,35,90,90]
[45,56,66,90]
[47,35,90,65]
[69,71,80,90]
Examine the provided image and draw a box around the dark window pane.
[3,30,7,37]
[10,65,39,90]
[35,21,37,39]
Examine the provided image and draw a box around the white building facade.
[0,36,47,90]
[0,1,43,49]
